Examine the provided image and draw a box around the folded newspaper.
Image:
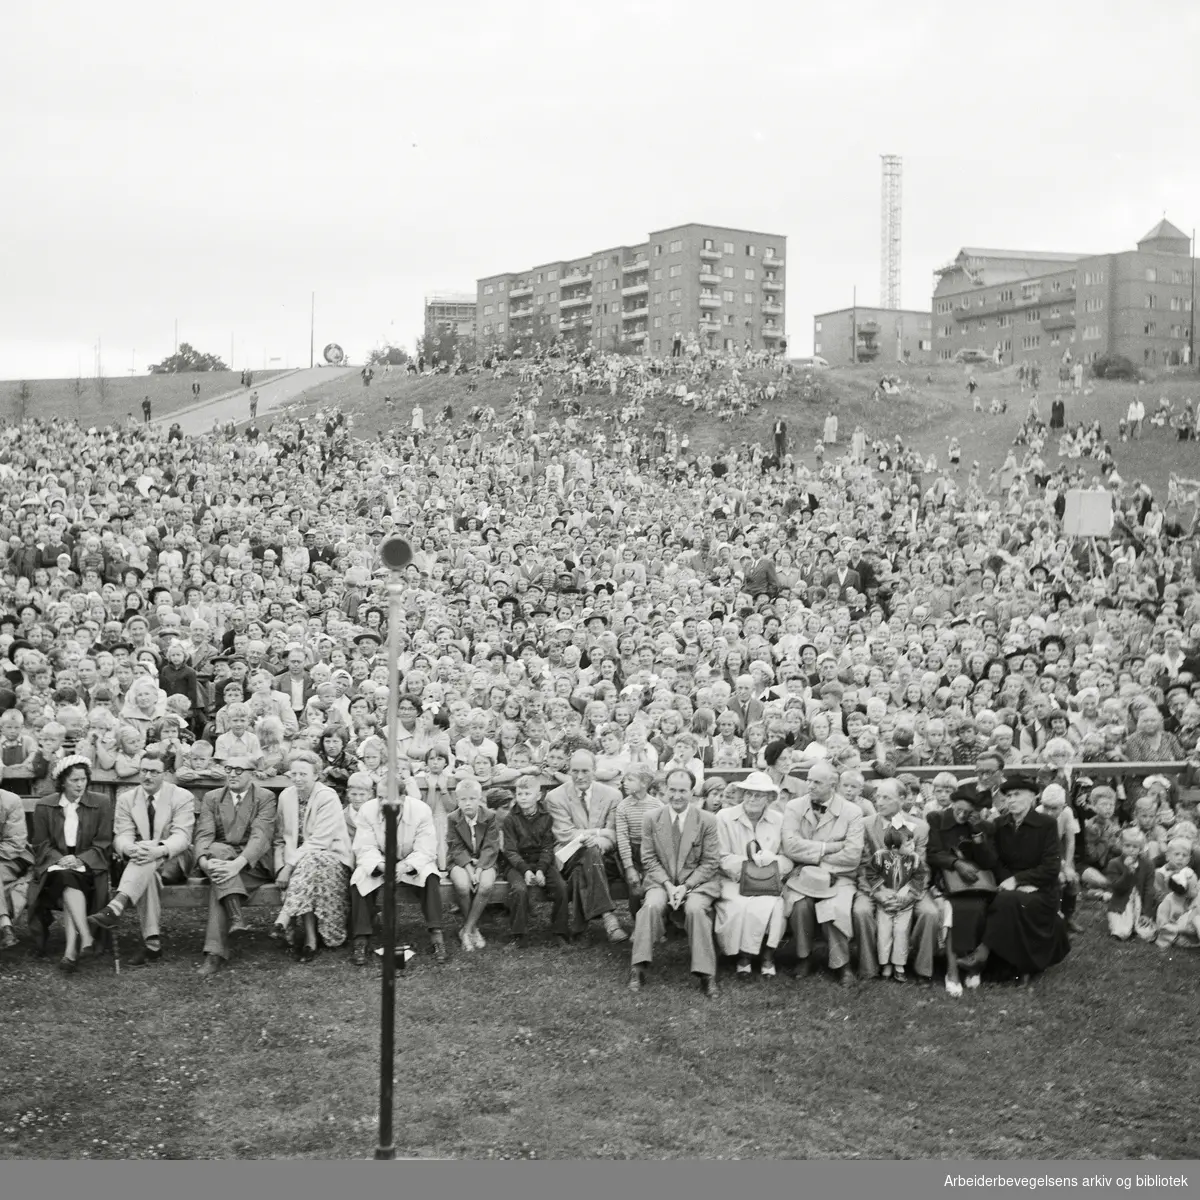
[555,836,585,869]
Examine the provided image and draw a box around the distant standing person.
[411,403,425,440]
[823,410,838,446]
[249,391,259,420]
[141,396,152,424]
[772,417,787,458]
[672,332,683,359]
[192,380,201,399]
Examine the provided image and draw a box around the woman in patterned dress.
[271,750,353,962]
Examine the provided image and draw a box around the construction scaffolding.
[880,154,902,310]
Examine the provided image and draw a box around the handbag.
[941,859,997,895]
[739,839,783,898]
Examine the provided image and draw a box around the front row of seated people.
[0,750,1196,991]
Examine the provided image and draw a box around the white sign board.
[1063,489,1113,538]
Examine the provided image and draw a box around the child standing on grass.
[1152,836,1200,949]
[1104,827,1156,940]
[1038,783,1081,934]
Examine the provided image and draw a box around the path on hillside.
[158,366,354,435]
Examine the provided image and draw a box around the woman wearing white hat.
[714,772,792,977]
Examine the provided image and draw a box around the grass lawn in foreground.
[0,897,1193,1160]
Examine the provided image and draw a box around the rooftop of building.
[815,306,931,319]
[425,292,477,306]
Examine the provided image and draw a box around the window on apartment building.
[702,238,715,250]
[722,242,734,254]
[745,245,756,257]
[497,302,505,312]
[483,285,494,296]
[814,342,822,353]
[653,340,661,352]
[723,313,734,326]
[549,292,557,302]
[669,240,683,253]
[652,292,662,305]
[483,305,493,316]
[669,265,681,278]
[536,295,545,306]
[481,323,491,334]
[979,320,987,331]
[940,350,953,361]
[1027,310,1040,322]
[1171,296,1183,311]
[668,288,681,301]
[495,323,504,334]
[722,290,734,303]
[1145,268,1158,283]
[765,246,776,258]
[919,339,931,351]
[546,270,557,281]
[722,266,734,279]
[653,316,662,328]
[1145,322,1156,336]
[744,269,755,281]
[654,245,662,256]
[1000,289,1013,302]
[743,293,753,305]
[653,269,663,280]
[670,313,681,325]
[815,321,823,332]
[1049,334,1060,347]
[1146,294,1157,308]
[1003,339,1012,354]
[610,279,618,291]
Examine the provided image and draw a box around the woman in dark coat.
[26,755,113,971]
[958,773,1070,983]
[927,786,999,988]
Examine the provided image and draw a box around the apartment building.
[812,306,934,367]
[477,223,787,355]
[423,293,477,340]
[932,220,1196,370]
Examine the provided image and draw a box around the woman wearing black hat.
[928,787,1000,992]
[957,774,1070,984]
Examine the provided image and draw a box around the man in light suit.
[192,756,278,978]
[781,761,865,988]
[545,749,627,943]
[87,754,195,964]
[825,550,862,603]
[349,789,447,965]
[628,768,722,996]
[0,784,32,950]
[853,777,940,983]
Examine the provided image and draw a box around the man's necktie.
[146,793,156,839]
[672,815,683,859]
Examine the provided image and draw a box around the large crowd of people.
[0,344,1198,999]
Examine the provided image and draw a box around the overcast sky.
[2,0,1197,379]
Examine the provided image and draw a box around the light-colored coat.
[545,780,621,852]
[113,782,195,861]
[716,803,791,881]
[274,782,353,873]
[641,804,721,899]
[780,792,865,896]
[351,795,440,896]
[0,788,32,868]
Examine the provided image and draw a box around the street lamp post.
[374,534,413,1162]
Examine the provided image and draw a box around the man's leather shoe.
[838,966,856,990]
[227,916,250,938]
[0,925,18,951]
[700,975,719,998]
[431,932,447,963]
[351,938,369,967]
[628,967,644,993]
[126,942,162,966]
[197,954,225,978]
[87,905,122,933]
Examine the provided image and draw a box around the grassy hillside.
[277,359,1200,498]
[1,370,289,426]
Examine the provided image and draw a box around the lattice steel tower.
[880,154,902,309]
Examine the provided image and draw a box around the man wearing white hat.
[781,761,865,988]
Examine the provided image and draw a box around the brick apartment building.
[812,306,934,367]
[932,220,1196,371]
[476,223,787,355]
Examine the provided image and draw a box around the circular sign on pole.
[323,343,345,366]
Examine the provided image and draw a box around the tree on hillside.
[367,342,410,367]
[148,343,228,373]
[12,381,32,422]
[416,326,477,366]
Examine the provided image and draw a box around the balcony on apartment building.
[856,320,880,334]
[509,306,534,320]
[622,306,649,321]
[559,316,594,332]
[559,293,592,310]
[628,330,648,342]
[560,272,593,289]
[699,318,722,333]
[508,284,533,299]
[762,327,783,340]
[622,257,649,275]
[621,281,649,297]
[761,301,783,316]
[762,255,784,270]
[698,246,722,261]
[1042,315,1078,332]
[698,271,721,285]
[762,278,783,292]
[698,294,722,309]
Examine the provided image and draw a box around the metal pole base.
[374,1146,396,1161]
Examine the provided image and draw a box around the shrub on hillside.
[1091,353,1140,382]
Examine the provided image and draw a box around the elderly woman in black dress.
[26,755,113,972]
[957,773,1070,985]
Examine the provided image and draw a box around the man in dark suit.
[825,550,862,603]
[628,768,721,996]
[193,757,277,978]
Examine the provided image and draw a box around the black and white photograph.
[1,0,1197,1188]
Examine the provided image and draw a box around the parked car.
[954,348,991,365]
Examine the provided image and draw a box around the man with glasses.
[88,755,195,964]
